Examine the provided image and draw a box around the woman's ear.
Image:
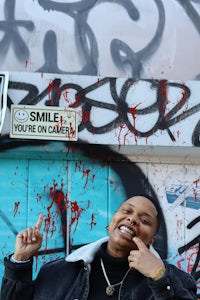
[149,235,157,246]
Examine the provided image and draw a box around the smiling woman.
[1,194,197,300]
[107,196,161,257]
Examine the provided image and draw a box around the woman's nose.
[127,214,139,225]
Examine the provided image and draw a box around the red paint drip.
[63,90,69,103]
[44,181,65,249]
[87,200,91,209]
[193,178,200,187]
[82,168,91,189]
[68,122,76,138]
[194,190,198,202]
[70,201,85,233]
[123,129,129,145]
[47,80,61,106]
[75,161,82,172]
[83,111,90,123]
[177,130,181,138]
[129,103,140,144]
[118,123,126,145]
[90,213,96,230]
[161,80,167,99]
[75,94,81,106]
[14,201,20,217]
[176,219,183,236]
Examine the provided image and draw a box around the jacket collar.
[66,237,109,264]
[65,236,160,264]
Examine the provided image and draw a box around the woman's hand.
[128,237,165,280]
[13,213,43,261]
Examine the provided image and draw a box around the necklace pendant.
[106,285,115,296]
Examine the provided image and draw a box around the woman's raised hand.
[13,213,43,261]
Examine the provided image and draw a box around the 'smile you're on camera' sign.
[10,105,78,141]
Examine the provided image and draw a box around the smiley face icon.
[14,109,29,123]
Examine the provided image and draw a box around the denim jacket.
[1,237,197,300]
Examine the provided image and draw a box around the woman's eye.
[122,209,130,213]
[140,218,150,225]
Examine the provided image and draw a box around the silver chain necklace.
[100,258,124,297]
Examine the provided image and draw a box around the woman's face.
[107,196,158,257]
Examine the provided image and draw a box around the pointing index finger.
[35,213,43,230]
[132,236,146,250]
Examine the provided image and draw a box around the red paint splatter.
[123,129,130,145]
[117,123,130,145]
[14,201,20,217]
[75,161,82,172]
[177,257,185,270]
[185,249,200,295]
[87,200,91,209]
[43,181,66,249]
[193,178,200,187]
[180,86,187,106]
[160,80,167,100]
[63,90,69,103]
[70,201,85,232]
[47,80,61,106]
[68,122,76,138]
[186,245,200,273]
[177,130,181,138]
[82,111,90,123]
[90,213,96,230]
[176,218,183,236]
[82,168,91,189]
[194,190,198,202]
[75,94,81,105]
[129,103,141,144]
[60,115,63,125]
[117,123,126,145]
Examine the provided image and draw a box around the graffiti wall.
[0,72,199,296]
[1,72,200,147]
[0,0,200,80]
[0,0,200,298]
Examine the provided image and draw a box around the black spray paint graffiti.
[7,78,200,146]
[0,0,200,78]
[0,0,34,62]
[178,216,200,297]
